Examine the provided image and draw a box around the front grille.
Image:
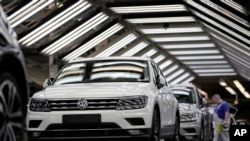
[48,99,119,111]
[46,123,121,130]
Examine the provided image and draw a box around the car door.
[152,62,173,126]
[196,89,211,137]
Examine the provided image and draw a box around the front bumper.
[179,121,201,140]
[27,108,152,139]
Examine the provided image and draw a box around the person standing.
[212,94,230,141]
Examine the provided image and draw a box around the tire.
[199,125,204,141]
[148,109,160,141]
[166,115,180,141]
[0,72,26,141]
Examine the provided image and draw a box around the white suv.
[27,57,179,141]
[171,84,213,141]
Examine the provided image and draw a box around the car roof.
[170,84,196,89]
[69,56,152,63]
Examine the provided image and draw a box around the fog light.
[128,130,142,135]
[32,132,41,137]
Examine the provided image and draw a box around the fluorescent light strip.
[219,80,227,87]
[110,4,187,13]
[160,60,173,70]
[192,11,250,45]
[163,65,178,76]
[42,13,109,55]
[184,0,250,36]
[10,0,54,28]
[167,69,185,82]
[170,73,190,84]
[20,1,91,46]
[177,55,224,60]
[189,65,231,69]
[139,27,203,34]
[220,0,246,14]
[194,69,235,73]
[170,50,219,55]
[225,87,236,95]
[63,23,124,61]
[181,76,195,84]
[184,60,228,65]
[206,25,250,53]
[233,80,250,98]
[121,42,148,56]
[198,73,237,76]
[141,48,158,57]
[222,48,249,66]
[154,55,165,63]
[162,43,215,49]
[96,34,137,57]
[200,0,249,27]
[151,36,210,42]
[127,16,195,23]
[8,0,38,20]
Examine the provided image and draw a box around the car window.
[172,88,196,103]
[0,34,8,47]
[54,60,149,85]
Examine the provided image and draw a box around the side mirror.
[43,78,54,89]
[201,98,207,107]
[156,75,164,89]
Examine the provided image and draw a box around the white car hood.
[179,103,198,112]
[32,83,150,99]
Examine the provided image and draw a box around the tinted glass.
[172,88,196,103]
[54,60,149,85]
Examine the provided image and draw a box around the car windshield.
[172,88,196,103]
[53,60,149,85]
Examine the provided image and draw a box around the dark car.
[0,5,29,141]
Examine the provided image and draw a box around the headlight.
[180,112,197,122]
[29,99,50,112]
[116,95,148,110]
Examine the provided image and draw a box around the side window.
[0,34,8,47]
[155,63,167,86]
[151,62,158,84]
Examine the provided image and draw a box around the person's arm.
[224,111,230,124]
[223,103,230,124]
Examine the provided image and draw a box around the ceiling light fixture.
[163,65,178,76]
[141,48,158,57]
[161,42,215,49]
[139,27,203,34]
[126,16,195,24]
[225,87,237,95]
[42,13,109,55]
[233,80,250,99]
[171,73,190,85]
[8,0,54,28]
[110,4,187,13]
[63,23,124,61]
[200,0,249,27]
[96,34,137,57]
[19,0,91,46]
[151,36,210,42]
[154,55,165,63]
[121,42,148,56]
[160,60,173,70]
[184,0,250,37]
[177,55,224,60]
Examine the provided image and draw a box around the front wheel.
[148,109,160,141]
[0,72,26,141]
[167,115,180,141]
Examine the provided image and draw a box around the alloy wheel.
[0,77,23,141]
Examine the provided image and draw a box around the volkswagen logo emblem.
[77,98,88,110]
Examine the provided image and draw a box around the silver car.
[171,84,213,141]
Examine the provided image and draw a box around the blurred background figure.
[212,94,230,141]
